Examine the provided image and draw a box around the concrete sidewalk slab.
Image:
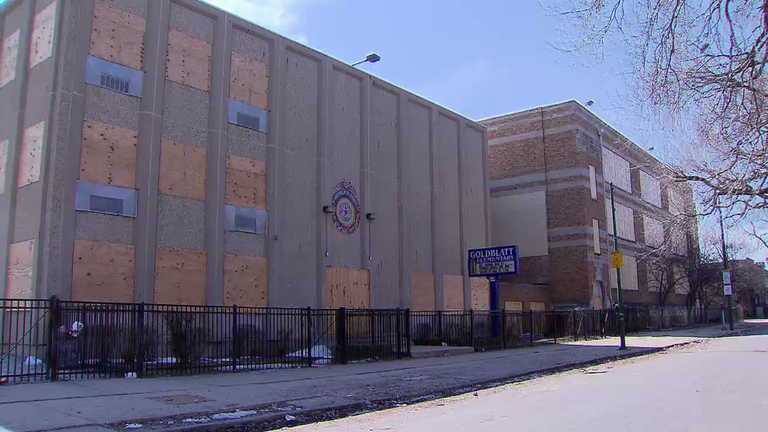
[0,323,760,432]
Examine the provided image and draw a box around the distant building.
[729,259,768,318]
[481,101,698,311]
[0,0,489,309]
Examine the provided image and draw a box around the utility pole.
[609,183,627,349]
[718,204,734,330]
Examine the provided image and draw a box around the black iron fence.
[1,297,716,385]
[1,298,410,384]
[411,309,611,350]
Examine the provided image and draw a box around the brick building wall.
[483,101,698,310]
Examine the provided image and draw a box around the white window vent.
[228,99,269,134]
[75,181,137,217]
[85,55,143,98]
[225,205,267,234]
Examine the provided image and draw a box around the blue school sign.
[468,245,520,278]
[468,245,519,324]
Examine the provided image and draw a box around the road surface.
[285,332,768,432]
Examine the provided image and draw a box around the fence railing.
[1,298,410,384]
[1,297,714,385]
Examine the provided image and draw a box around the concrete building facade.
[481,101,698,311]
[0,0,490,309]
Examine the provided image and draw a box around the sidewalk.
[0,323,759,432]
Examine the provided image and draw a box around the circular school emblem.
[332,180,361,234]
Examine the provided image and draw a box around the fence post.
[529,310,534,347]
[469,309,474,349]
[336,308,347,365]
[552,310,557,344]
[137,302,145,378]
[370,310,375,349]
[46,296,60,381]
[306,307,313,367]
[501,310,506,350]
[405,309,411,357]
[231,305,238,372]
[395,308,402,359]
[437,310,443,344]
[572,309,577,341]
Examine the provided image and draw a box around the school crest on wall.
[332,179,361,235]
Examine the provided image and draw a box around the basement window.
[225,205,267,234]
[228,99,269,134]
[75,181,137,217]
[85,55,144,98]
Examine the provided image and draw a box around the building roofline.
[197,1,482,127]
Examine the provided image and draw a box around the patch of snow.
[145,357,178,365]
[287,345,333,360]
[183,418,210,424]
[285,414,296,421]
[124,372,137,379]
[211,410,258,420]
[124,423,142,429]
[23,356,43,366]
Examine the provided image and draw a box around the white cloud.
[205,0,313,43]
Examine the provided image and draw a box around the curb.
[152,338,713,432]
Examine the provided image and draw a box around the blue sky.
[207,0,766,263]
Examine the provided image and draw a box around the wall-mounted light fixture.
[366,212,377,221]
[322,205,334,214]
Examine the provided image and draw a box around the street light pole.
[718,204,734,330]
[610,183,627,349]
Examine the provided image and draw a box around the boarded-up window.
[605,198,636,241]
[29,2,57,68]
[592,219,601,254]
[609,254,638,291]
[18,122,45,188]
[674,264,690,294]
[6,240,35,298]
[504,301,523,311]
[643,215,664,248]
[529,301,546,311]
[89,0,146,70]
[602,147,631,192]
[670,190,686,215]
[589,165,597,200]
[640,171,662,208]
[0,30,20,88]
[646,263,661,293]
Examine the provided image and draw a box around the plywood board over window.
[29,2,57,68]
[159,139,206,201]
[18,122,45,188]
[224,254,267,307]
[443,274,464,310]
[226,154,265,209]
[80,121,137,188]
[0,30,20,88]
[166,30,211,92]
[154,249,206,305]
[230,53,268,109]
[471,278,489,310]
[326,267,370,309]
[6,240,35,298]
[72,240,134,302]
[89,0,146,70]
[412,272,435,311]
[504,301,523,311]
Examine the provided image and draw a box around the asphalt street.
[285,332,768,432]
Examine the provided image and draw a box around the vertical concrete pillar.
[458,121,470,309]
[48,0,94,300]
[0,0,34,297]
[134,0,170,303]
[396,93,412,309]
[429,108,443,310]
[315,57,330,308]
[359,75,371,301]
[265,38,285,306]
[204,11,231,305]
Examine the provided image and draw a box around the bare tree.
[556,0,768,246]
